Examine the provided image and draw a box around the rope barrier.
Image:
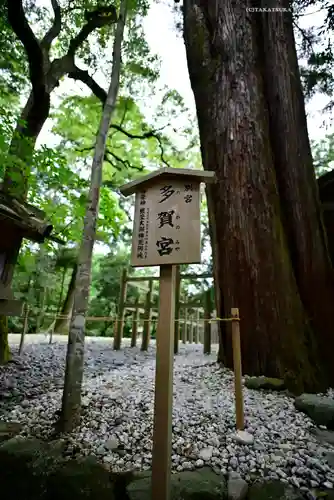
[14,312,240,322]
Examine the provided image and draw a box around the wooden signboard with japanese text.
[131,179,201,267]
[119,168,215,500]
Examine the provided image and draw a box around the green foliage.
[295,1,334,110]
[312,133,334,176]
[0,2,28,104]
[0,0,209,342]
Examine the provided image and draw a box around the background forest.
[0,0,214,342]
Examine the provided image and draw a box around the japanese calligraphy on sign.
[131,179,201,267]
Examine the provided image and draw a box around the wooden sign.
[119,168,215,500]
[131,179,201,267]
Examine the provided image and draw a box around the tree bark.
[183,0,332,392]
[260,0,334,378]
[54,265,77,334]
[0,0,118,364]
[59,0,128,433]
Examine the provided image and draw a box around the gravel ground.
[1,334,334,496]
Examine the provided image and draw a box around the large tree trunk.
[183,0,334,393]
[54,265,77,334]
[59,0,128,433]
[260,3,334,379]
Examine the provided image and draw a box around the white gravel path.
[1,334,334,496]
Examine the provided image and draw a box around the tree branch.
[110,124,170,167]
[41,0,62,52]
[7,0,48,101]
[292,20,316,56]
[107,150,144,171]
[68,65,107,101]
[67,6,117,56]
[68,65,171,166]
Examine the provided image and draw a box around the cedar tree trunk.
[183,0,334,392]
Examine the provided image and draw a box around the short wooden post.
[189,310,194,343]
[19,304,29,355]
[195,309,200,344]
[114,268,128,350]
[141,280,153,351]
[131,297,140,347]
[199,310,203,344]
[151,316,157,338]
[173,266,181,354]
[182,308,187,344]
[49,316,55,344]
[203,290,212,354]
[151,265,176,500]
[231,307,244,430]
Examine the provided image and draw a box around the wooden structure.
[0,191,63,316]
[114,268,217,353]
[120,167,215,500]
[231,307,244,430]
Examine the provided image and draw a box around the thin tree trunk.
[54,265,77,334]
[183,0,328,392]
[59,0,128,433]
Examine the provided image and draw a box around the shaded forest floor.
[1,335,334,496]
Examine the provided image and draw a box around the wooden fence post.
[49,315,55,345]
[203,290,212,354]
[131,297,140,347]
[195,309,200,344]
[182,308,187,344]
[141,280,153,351]
[19,304,29,356]
[231,307,244,430]
[151,265,176,500]
[114,268,128,350]
[174,266,181,354]
[189,310,193,344]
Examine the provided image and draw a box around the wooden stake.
[231,307,244,430]
[182,308,187,343]
[49,316,55,344]
[19,304,29,356]
[189,311,194,344]
[195,309,200,344]
[114,268,127,350]
[173,265,181,354]
[131,297,140,347]
[151,265,176,500]
[203,290,212,354]
[141,280,153,351]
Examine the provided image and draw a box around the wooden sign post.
[119,167,215,500]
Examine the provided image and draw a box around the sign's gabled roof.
[119,168,215,197]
